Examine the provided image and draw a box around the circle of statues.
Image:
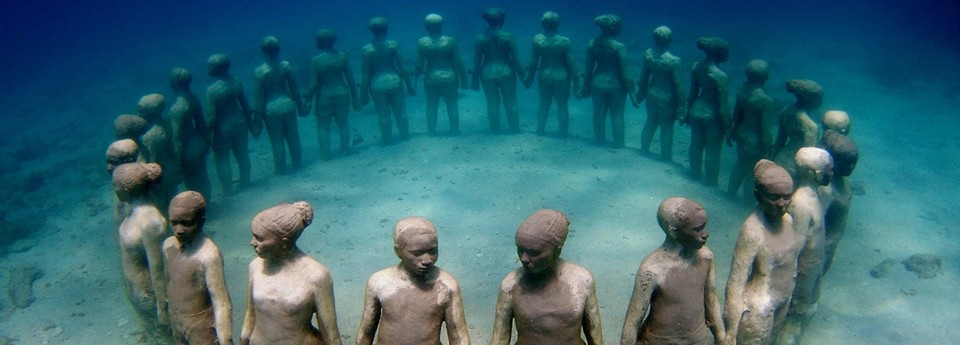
[106,8,860,345]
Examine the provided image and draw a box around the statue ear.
[281,237,292,250]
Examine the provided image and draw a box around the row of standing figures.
[105,7,861,345]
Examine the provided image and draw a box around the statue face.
[396,233,439,277]
[516,235,558,274]
[756,184,792,219]
[674,210,708,250]
[250,225,285,259]
[170,206,203,246]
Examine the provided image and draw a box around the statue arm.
[508,36,525,82]
[305,61,320,110]
[684,64,701,123]
[565,43,581,92]
[489,281,514,345]
[251,73,266,117]
[723,226,759,344]
[759,98,776,158]
[717,74,732,136]
[355,277,381,345]
[283,63,307,116]
[618,46,637,106]
[205,246,235,344]
[395,47,415,95]
[314,270,343,345]
[452,40,469,89]
[413,44,425,90]
[359,51,372,106]
[343,56,362,110]
[523,42,539,88]
[144,219,169,326]
[239,271,255,345]
[672,62,686,117]
[204,89,218,142]
[444,278,472,345]
[471,38,483,91]
[169,106,185,158]
[619,268,656,345]
[635,63,651,105]
[582,275,604,345]
[704,256,727,345]
[580,43,595,98]
[236,81,260,136]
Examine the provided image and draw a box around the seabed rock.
[5,266,43,308]
[902,254,942,279]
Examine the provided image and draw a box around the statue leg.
[234,134,251,187]
[502,76,520,133]
[689,121,705,180]
[658,105,677,162]
[610,91,626,148]
[640,102,659,154]
[443,87,460,135]
[212,148,233,194]
[264,116,287,174]
[426,89,440,135]
[284,112,302,170]
[481,78,501,133]
[536,87,552,135]
[372,90,393,145]
[555,84,571,137]
[703,121,723,186]
[390,88,409,141]
[591,94,608,145]
[335,97,351,154]
[316,107,332,161]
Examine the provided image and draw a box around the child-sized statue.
[205,54,258,195]
[636,26,685,161]
[306,29,360,160]
[115,113,149,143]
[107,139,139,227]
[774,148,833,345]
[360,17,415,145]
[356,217,470,345]
[472,7,524,134]
[414,14,469,136]
[772,79,822,178]
[163,191,233,345]
[112,162,170,341]
[821,110,850,135]
[491,209,604,345]
[240,201,342,345]
[724,160,802,345]
[727,59,776,198]
[169,67,212,198]
[818,131,859,273]
[253,36,306,175]
[523,11,579,137]
[685,37,731,186]
[620,197,726,345]
[581,14,636,148]
[138,93,182,206]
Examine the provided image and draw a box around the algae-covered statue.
[414,14,469,136]
[107,139,139,228]
[162,191,233,345]
[818,130,859,273]
[636,26,685,161]
[772,79,822,178]
[821,110,850,135]
[253,36,306,175]
[169,67,212,198]
[686,37,731,186]
[356,217,470,345]
[620,197,726,345]
[491,209,604,345]
[306,29,361,160]
[472,7,524,134]
[205,54,258,195]
[138,93,182,206]
[728,59,776,198]
[112,162,170,342]
[775,147,833,345]
[581,14,635,148]
[240,201,342,345]
[523,11,579,137]
[724,159,802,345]
[360,17,415,145]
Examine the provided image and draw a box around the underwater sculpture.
[472,7,524,134]
[138,93,182,207]
[205,54,258,195]
[240,201,342,345]
[775,147,833,345]
[106,139,139,227]
[112,162,170,342]
[114,114,149,148]
[169,67,212,198]
[253,36,306,175]
[821,110,850,135]
[620,197,725,345]
[491,209,604,345]
[360,17,415,145]
[686,37,731,186]
[414,13,469,136]
[728,59,776,199]
[162,191,233,345]
[636,26,685,161]
[724,159,802,345]
[306,29,361,160]
[581,14,635,148]
[772,79,823,178]
[523,11,579,137]
[818,130,859,273]
[356,217,470,345]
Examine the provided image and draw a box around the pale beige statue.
[163,191,233,345]
[356,217,470,345]
[724,159,803,345]
[620,197,725,345]
[491,209,604,345]
[240,201,342,345]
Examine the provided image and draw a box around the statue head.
[315,29,337,49]
[786,79,824,110]
[822,110,851,135]
[753,159,793,219]
[483,7,505,26]
[169,191,207,246]
[697,36,729,63]
[169,67,192,91]
[393,217,439,277]
[594,14,622,36]
[106,139,138,173]
[652,25,672,47]
[368,17,388,35]
[745,59,770,83]
[260,36,281,57]
[206,54,231,77]
[114,114,148,140]
[137,93,165,121]
[657,197,708,250]
[516,209,569,274]
[251,201,314,259]
[820,130,859,177]
[541,11,560,31]
[424,13,443,33]
[796,147,834,186]
[112,162,162,202]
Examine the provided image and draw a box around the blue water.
[1,1,958,344]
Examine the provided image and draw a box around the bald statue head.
[820,130,859,177]
[394,216,438,249]
[261,36,281,58]
[137,93,165,122]
[652,25,672,47]
[393,217,440,277]
[540,11,560,31]
[368,17,388,35]
[594,14,622,36]
[796,147,834,186]
[424,13,443,33]
[106,139,139,173]
[315,29,337,49]
[482,7,505,26]
[169,191,207,246]
[114,114,149,140]
[207,54,231,77]
[516,209,570,250]
[754,159,794,219]
[745,59,770,83]
[657,197,708,250]
[822,110,851,135]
